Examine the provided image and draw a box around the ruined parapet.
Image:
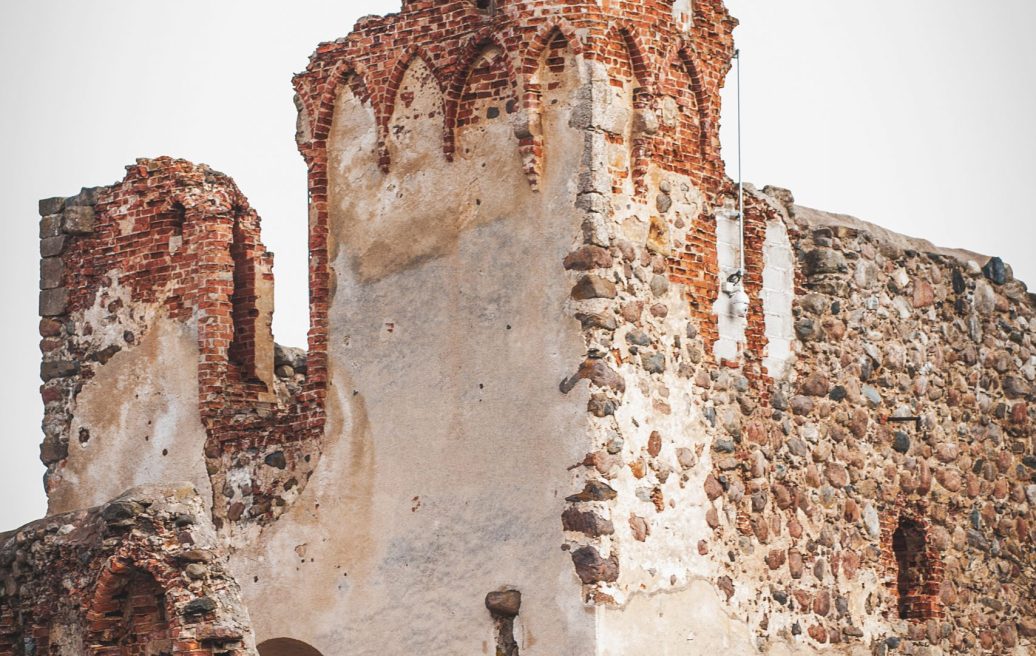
[17,1,1036,654]
[0,484,257,656]
[36,158,325,527]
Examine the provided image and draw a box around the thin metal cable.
[735,49,745,275]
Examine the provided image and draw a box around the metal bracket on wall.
[881,415,923,431]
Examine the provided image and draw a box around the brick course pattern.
[36,159,327,529]
[293,0,738,358]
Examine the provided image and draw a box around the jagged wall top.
[293,0,736,190]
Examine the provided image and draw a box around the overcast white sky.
[0,1,1033,531]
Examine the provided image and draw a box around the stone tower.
[4,1,1036,655]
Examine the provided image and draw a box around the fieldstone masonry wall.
[0,484,256,656]
[4,1,1035,655]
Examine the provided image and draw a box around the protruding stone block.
[38,197,65,216]
[485,590,522,618]
[65,186,102,207]
[63,206,96,235]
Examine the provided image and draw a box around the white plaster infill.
[712,208,747,363]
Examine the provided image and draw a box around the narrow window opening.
[893,517,935,621]
[87,568,168,656]
[475,0,497,15]
[170,202,186,237]
[229,210,259,383]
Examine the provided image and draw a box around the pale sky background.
[0,1,1033,531]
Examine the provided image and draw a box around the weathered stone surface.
[40,257,64,290]
[62,206,96,235]
[566,480,617,503]
[628,514,650,542]
[274,343,307,373]
[39,434,68,465]
[571,275,617,300]
[704,474,723,500]
[983,256,1008,285]
[788,549,804,579]
[576,312,618,331]
[40,359,78,381]
[264,451,287,469]
[562,508,615,537]
[39,197,65,216]
[801,372,830,397]
[574,359,625,392]
[912,280,935,307]
[804,248,847,275]
[40,235,67,258]
[649,274,669,298]
[640,351,665,374]
[825,462,849,488]
[183,597,218,616]
[974,280,996,315]
[40,214,62,239]
[564,246,613,271]
[485,590,522,618]
[102,500,145,527]
[39,287,68,317]
[571,546,619,584]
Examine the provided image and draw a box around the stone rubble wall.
[561,175,1035,655]
[0,484,256,656]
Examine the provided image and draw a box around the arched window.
[86,568,170,656]
[257,638,324,656]
[229,210,258,382]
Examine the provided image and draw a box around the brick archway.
[85,563,171,656]
[257,638,323,656]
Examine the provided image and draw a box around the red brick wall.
[86,567,169,656]
[38,158,326,526]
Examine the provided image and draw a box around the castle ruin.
[3,1,1035,655]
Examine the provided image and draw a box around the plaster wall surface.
[231,46,598,656]
[47,317,212,516]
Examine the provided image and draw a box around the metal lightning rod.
[735,48,744,276]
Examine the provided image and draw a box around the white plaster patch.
[671,0,693,32]
[712,209,747,362]
[762,218,795,379]
[49,318,213,515]
[598,580,760,655]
